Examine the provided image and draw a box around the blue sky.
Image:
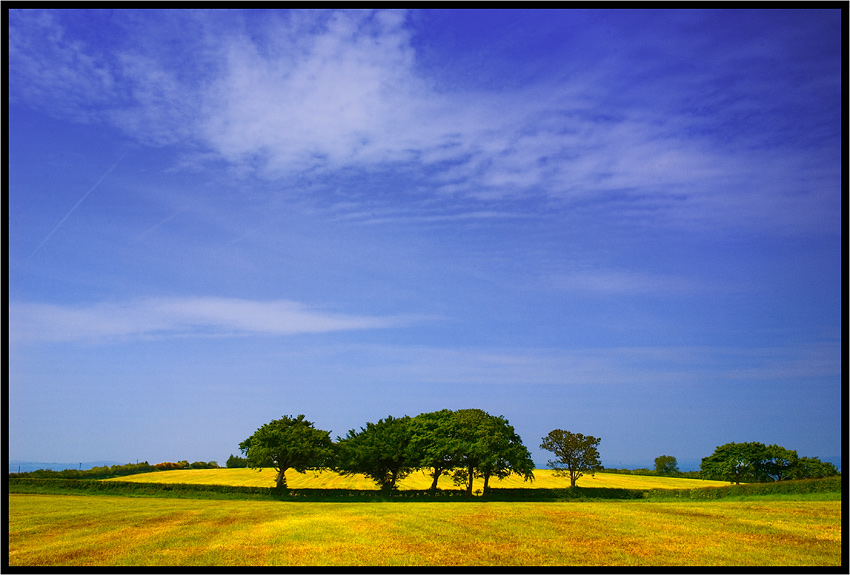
[7,8,843,470]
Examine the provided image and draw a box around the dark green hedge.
[9,479,635,501]
[483,487,647,500]
[7,478,471,501]
[8,478,275,500]
[8,476,841,502]
[645,476,842,499]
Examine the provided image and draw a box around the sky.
[6,8,843,471]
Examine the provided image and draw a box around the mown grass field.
[104,468,733,490]
[8,493,841,566]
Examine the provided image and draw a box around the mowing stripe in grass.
[8,494,841,567]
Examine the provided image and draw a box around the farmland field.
[8,493,841,566]
[103,468,733,490]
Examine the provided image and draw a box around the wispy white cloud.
[329,206,542,226]
[107,52,201,146]
[8,9,840,236]
[9,297,415,343]
[8,10,117,122]
[200,10,429,173]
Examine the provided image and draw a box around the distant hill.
[9,460,124,473]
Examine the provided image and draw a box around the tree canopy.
[540,430,601,487]
[470,411,535,493]
[654,455,679,475]
[409,409,464,491]
[699,441,838,484]
[237,414,839,493]
[450,409,535,495]
[238,414,334,489]
[334,415,417,491]
[792,456,840,480]
[334,409,534,495]
[226,454,248,468]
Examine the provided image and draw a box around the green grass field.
[104,468,733,490]
[8,493,841,566]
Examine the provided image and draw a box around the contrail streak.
[28,152,127,260]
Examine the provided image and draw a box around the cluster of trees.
[699,442,838,484]
[606,449,838,483]
[603,467,701,479]
[20,461,158,479]
[226,454,249,468]
[239,410,538,495]
[603,455,698,478]
[604,449,838,483]
[238,414,840,493]
[16,460,220,479]
[155,460,219,470]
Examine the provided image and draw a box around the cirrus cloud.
[8,9,840,235]
[9,297,415,343]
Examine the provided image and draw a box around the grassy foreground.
[104,468,732,490]
[8,494,841,567]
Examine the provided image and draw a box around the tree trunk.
[466,464,475,496]
[429,467,441,491]
[276,467,288,489]
[483,472,491,493]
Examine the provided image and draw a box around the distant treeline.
[226,454,248,468]
[9,460,219,480]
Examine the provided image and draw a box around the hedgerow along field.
[8,493,841,567]
[7,470,842,567]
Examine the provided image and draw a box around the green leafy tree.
[450,409,535,495]
[700,442,769,484]
[409,409,463,490]
[226,454,248,468]
[335,415,416,491]
[764,445,798,482]
[792,456,839,479]
[700,442,799,483]
[701,442,840,483]
[239,414,334,490]
[540,430,601,487]
[450,409,492,495]
[474,414,535,493]
[654,455,679,475]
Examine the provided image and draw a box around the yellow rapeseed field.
[105,468,733,490]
